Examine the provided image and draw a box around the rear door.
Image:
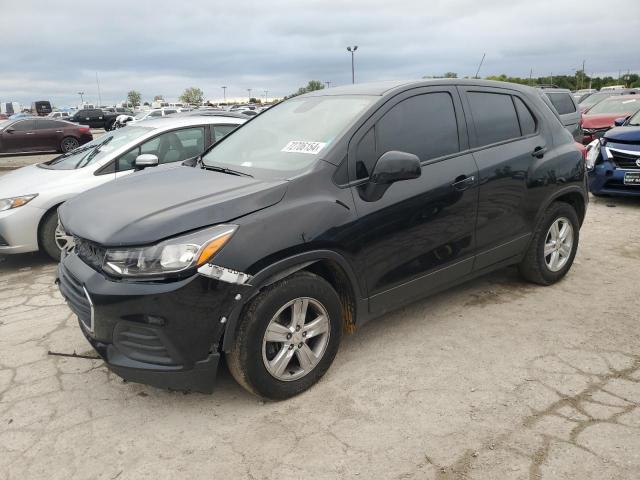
[458,86,546,270]
[349,86,479,313]
[36,119,65,151]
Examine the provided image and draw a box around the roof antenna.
[474,53,486,79]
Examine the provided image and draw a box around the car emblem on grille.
[636,158,640,168]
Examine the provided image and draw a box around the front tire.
[519,202,580,285]
[227,271,343,400]
[39,208,72,261]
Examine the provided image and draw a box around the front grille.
[610,149,640,170]
[75,236,107,272]
[58,264,93,332]
[114,323,178,366]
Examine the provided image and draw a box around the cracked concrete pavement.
[0,195,639,479]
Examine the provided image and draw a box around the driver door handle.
[451,175,475,191]
[532,146,547,158]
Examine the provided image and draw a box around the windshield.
[587,97,639,115]
[580,92,616,108]
[202,95,376,176]
[43,126,153,169]
[627,110,640,126]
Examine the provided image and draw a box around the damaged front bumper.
[57,252,254,393]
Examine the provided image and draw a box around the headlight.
[0,194,38,212]
[102,224,237,278]
[585,139,601,171]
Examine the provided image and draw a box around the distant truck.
[1,102,21,115]
[67,108,119,130]
[31,100,53,116]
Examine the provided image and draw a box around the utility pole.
[550,72,553,86]
[247,88,252,102]
[221,86,227,102]
[529,68,533,86]
[77,91,85,105]
[95,72,102,107]
[475,53,486,79]
[264,90,268,103]
[346,46,358,84]
[324,81,332,89]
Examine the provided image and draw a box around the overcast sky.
[2,0,639,106]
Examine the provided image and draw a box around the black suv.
[57,80,587,399]
[67,108,118,130]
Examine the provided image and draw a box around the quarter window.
[468,92,521,146]
[513,97,536,136]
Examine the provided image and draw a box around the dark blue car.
[586,108,640,197]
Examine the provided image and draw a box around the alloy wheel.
[62,138,79,152]
[262,297,331,381]
[544,217,574,272]
[54,222,74,252]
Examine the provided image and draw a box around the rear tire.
[518,202,580,285]
[227,271,343,400]
[60,136,79,153]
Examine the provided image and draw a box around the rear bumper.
[57,251,251,393]
[0,204,42,254]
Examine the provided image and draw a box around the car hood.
[0,163,87,199]
[59,165,288,246]
[581,114,620,129]
[604,126,640,143]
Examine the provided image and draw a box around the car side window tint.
[149,111,162,117]
[12,120,37,131]
[467,92,521,146]
[546,93,576,115]
[376,92,459,166]
[213,124,238,142]
[37,119,63,129]
[117,147,140,172]
[118,128,206,170]
[355,127,376,180]
[513,97,536,136]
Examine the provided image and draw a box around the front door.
[348,87,479,314]
[1,120,39,152]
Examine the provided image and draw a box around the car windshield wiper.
[202,164,253,178]
[76,136,113,168]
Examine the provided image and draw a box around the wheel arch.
[37,201,64,250]
[535,185,587,227]
[221,250,366,352]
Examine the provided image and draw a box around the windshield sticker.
[282,141,326,155]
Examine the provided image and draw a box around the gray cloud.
[1,0,638,106]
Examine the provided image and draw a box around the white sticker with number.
[281,140,327,155]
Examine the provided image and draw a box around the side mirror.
[359,151,421,202]
[613,117,628,127]
[4,128,14,134]
[134,154,159,171]
[370,151,421,184]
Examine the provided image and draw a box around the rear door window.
[467,92,521,146]
[37,119,64,129]
[546,93,576,115]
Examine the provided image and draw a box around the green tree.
[287,80,325,98]
[180,87,204,105]
[127,90,142,108]
[249,97,262,104]
[443,72,458,78]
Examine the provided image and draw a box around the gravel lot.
[0,195,639,480]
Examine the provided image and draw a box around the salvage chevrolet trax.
[57,80,588,400]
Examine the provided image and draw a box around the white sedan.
[0,115,245,259]
[113,107,179,128]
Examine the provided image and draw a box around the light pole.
[324,81,332,89]
[264,90,268,103]
[221,86,227,103]
[77,91,85,105]
[346,46,358,84]
[247,88,252,103]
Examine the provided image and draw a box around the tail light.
[78,126,91,133]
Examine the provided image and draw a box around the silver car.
[0,115,245,259]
